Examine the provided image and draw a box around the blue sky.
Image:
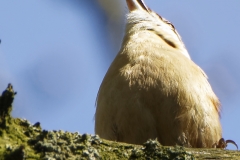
[0,0,240,149]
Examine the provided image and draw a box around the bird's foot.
[212,138,238,150]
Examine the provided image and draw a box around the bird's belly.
[95,52,221,147]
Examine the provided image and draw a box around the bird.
[95,0,222,148]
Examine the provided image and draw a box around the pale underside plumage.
[95,0,221,148]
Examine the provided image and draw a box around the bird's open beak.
[126,0,149,12]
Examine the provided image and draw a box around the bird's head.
[125,0,190,59]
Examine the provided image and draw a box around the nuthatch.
[95,0,222,148]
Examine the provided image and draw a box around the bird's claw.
[213,138,238,150]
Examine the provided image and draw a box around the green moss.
[0,117,41,159]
